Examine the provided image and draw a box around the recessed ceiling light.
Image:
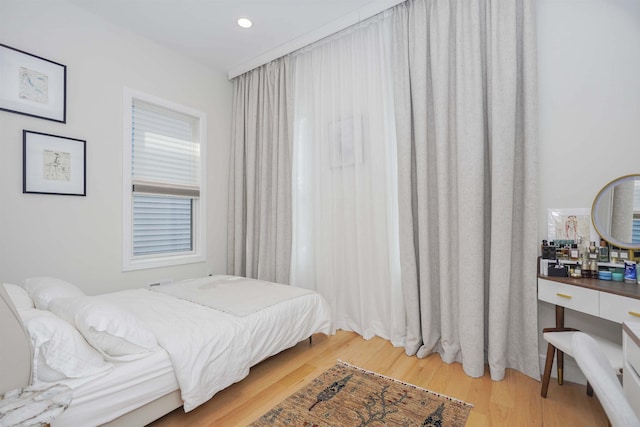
[237,18,253,29]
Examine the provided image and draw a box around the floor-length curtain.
[392,0,539,380]
[289,13,407,345]
[227,57,293,283]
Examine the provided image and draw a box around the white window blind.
[132,100,200,196]
[131,99,200,256]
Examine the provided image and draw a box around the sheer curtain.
[290,12,407,345]
[227,57,293,283]
[391,0,539,380]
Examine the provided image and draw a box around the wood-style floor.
[148,330,609,426]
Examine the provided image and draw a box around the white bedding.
[151,275,315,316]
[92,282,333,412]
[51,349,177,427]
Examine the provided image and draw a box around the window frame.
[122,88,207,271]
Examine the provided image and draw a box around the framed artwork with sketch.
[0,43,67,123]
[547,208,597,243]
[23,130,86,196]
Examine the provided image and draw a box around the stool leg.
[587,381,593,397]
[557,350,564,385]
[541,343,556,398]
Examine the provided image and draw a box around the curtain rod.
[226,0,406,80]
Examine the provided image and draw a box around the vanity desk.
[537,268,640,329]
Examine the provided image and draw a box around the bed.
[0,275,334,426]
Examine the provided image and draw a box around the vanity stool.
[541,327,623,398]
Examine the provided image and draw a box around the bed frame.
[0,284,184,426]
[0,284,32,394]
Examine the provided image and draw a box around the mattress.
[51,348,178,427]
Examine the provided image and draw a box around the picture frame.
[547,207,598,243]
[23,130,86,196]
[0,43,67,123]
[329,116,363,168]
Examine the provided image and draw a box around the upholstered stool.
[540,328,623,398]
[573,332,640,427]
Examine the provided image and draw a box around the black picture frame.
[0,43,67,123]
[23,130,86,196]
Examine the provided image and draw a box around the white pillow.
[22,277,85,310]
[20,309,112,383]
[3,283,34,311]
[48,296,159,361]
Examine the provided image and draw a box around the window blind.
[131,100,200,256]
[132,100,200,197]
[133,195,193,255]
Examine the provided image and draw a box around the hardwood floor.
[148,330,609,426]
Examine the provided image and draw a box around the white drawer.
[538,279,599,316]
[623,360,640,421]
[625,329,640,379]
[600,293,640,324]
[623,327,640,420]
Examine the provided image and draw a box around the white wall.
[0,0,233,294]
[538,0,640,381]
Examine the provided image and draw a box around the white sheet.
[51,349,177,427]
[151,275,315,316]
[96,286,333,412]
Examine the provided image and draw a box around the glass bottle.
[598,239,609,263]
[581,252,591,278]
[588,241,598,261]
[548,241,557,260]
[610,246,620,264]
[541,240,549,259]
[570,244,579,260]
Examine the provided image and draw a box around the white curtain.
[391,0,539,380]
[290,12,407,345]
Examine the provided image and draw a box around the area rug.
[250,361,472,426]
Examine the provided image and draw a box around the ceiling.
[69,0,397,78]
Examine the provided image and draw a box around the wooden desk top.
[538,274,640,300]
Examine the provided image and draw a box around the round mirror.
[592,174,640,249]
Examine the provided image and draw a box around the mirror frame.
[591,174,640,250]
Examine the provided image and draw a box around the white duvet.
[97,282,333,412]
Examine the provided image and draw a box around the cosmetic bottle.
[572,262,582,278]
[541,240,549,259]
[581,253,591,278]
[620,248,630,262]
[624,261,637,283]
[598,239,609,263]
[610,246,620,264]
[590,260,599,278]
[548,242,556,260]
[588,241,598,261]
[570,244,579,261]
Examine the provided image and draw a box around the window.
[122,88,206,270]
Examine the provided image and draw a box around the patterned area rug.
[250,361,472,426]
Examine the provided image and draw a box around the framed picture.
[547,208,598,243]
[23,130,86,196]
[329,116,363,168]
[0,43,67,123]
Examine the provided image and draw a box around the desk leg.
[555,305,565,328]
[556,305,565,385]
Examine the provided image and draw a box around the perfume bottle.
[581,252,591,278]
[548,241,557,260]
[588,241,598,260]
[610,246,620,264]
[570,244,579,260]
[541,240,549,259]
[598,239,609,263]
